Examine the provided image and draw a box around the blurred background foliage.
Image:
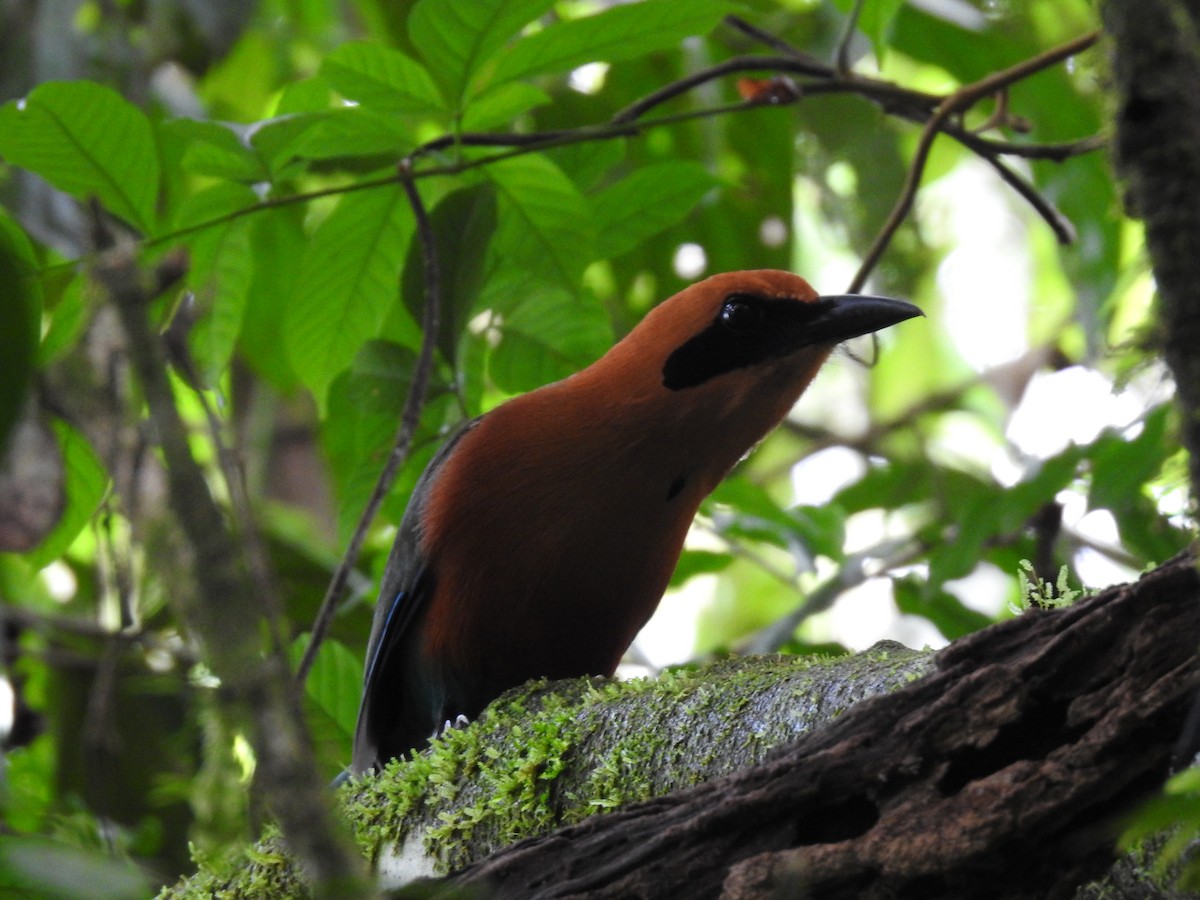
[0,0,1189,895]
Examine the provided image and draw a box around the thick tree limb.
[437,555,1200,899]
[1104,0,1200,504]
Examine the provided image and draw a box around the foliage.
[0,0,1190,894]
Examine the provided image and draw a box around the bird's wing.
[351,419,480,772]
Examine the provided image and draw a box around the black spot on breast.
[666,474,687,501]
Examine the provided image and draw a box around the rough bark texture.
[1105,0,1200,502]
[435,555,1200,900]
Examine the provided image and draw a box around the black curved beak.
[808,294,924,345]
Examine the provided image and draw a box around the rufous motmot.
[352,269,921,773]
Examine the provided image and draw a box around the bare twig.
[980,152,1077,243]
[295,162,443,686]
[947,127,1106,162]
[835,0,868,73]
[723,15,802,58]
[611,54,871,123]
[204,396,288,650]
[848,29,1100,291]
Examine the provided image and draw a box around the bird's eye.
[719,297,762,332]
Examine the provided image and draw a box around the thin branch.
[295,163,443,686]
[835,0,868,73]
[143,172,401,249]
[849,29,1100,291]
[612,54,862,123]
[195,381,289,651]
[946,125,1107,162]
[723,14,810,60]
[0,603,198,667]
[981,152,1077,243]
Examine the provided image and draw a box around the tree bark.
[1104,0,1200,504]
[435,554,1200,899]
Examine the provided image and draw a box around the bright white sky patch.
[42,561,77,602]
[0,678,13,740]
[929,163,1031,370]
[759,215,788,248]
[568,62,609,95]
[790,446,867,506]
[673,242,708,279]
[822,577,947,650]
[1005,367,1143,458]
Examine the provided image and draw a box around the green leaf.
[548,138,626,192]
[247,112,335,177]
[407,0,557,109]
[276,77,335,115]
[399,183,497,365]
[285,107,417,161]
[921,471,997,585]
[0,835,149,900]
[709,477,846,560]
[669,549,733,588]
[0,81,159,233]
[489,287,611,393]
[323,342,415,542]
[485,154,596,292]
[834,459,931,514]
[0,214,41,453]
[998,449,1083,533]
[322,342,457,543]
[461,82,550,132]
[320,41,446,115]
[289,635,362,770]
[177,184,259,386]
[37,275,87,365]
[161,119,266,183]
[286,182,416,408]
[1088,404,1171,512]
[240,206,306,391]
[26,421,107,567]
[490,0,730,86]
[591,161,718,259]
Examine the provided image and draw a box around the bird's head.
[576,270,921,477]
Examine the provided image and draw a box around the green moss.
[166,643,935,893]
[156,832,307,900]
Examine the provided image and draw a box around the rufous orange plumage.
[352,270,920,772]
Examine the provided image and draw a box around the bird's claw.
[431,714,471,739]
